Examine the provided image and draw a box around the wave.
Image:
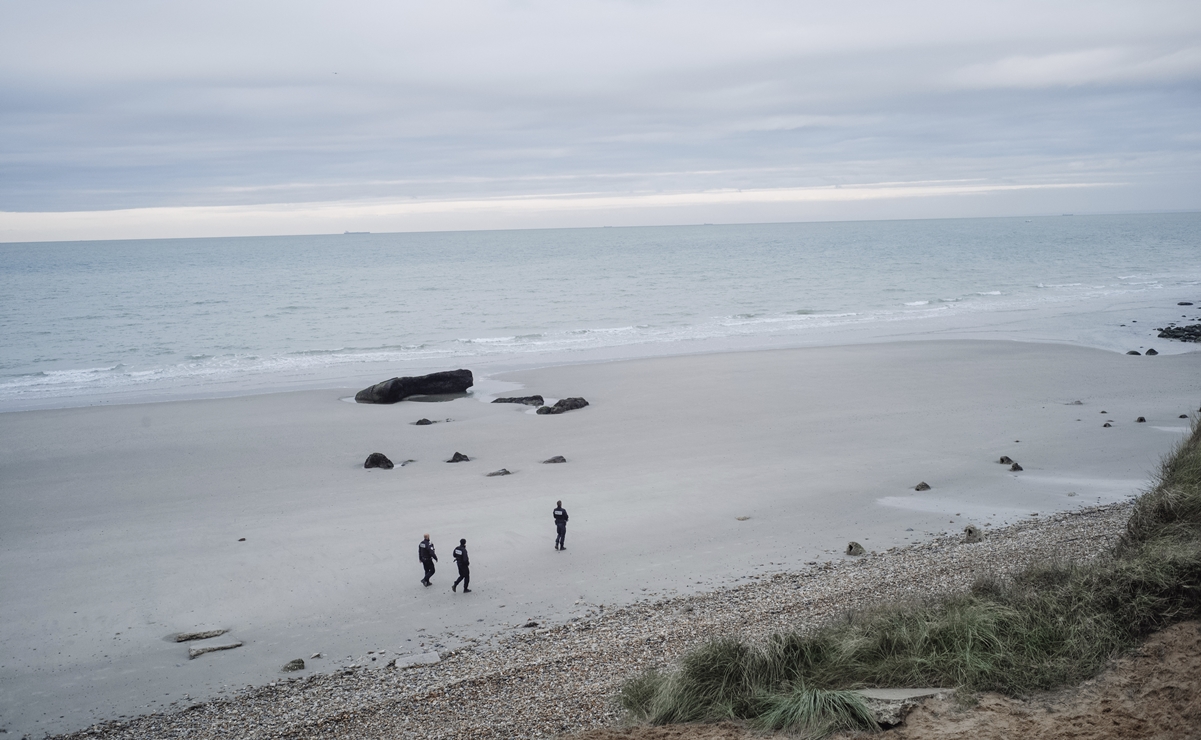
[904,300,930,306]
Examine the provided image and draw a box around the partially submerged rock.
[1127,350,1142,355]
[542,455,567,464]
[492,395,544,406]
[914,481,931,491]
[486,468,511,477]
[998,456,1014,464]
[1136,416,1147,423]
[364,452,394,469]
[414,418,434,425]
[1010,462,1024,471]
[174,629,228,643]
[447,452,470,463]
[1145,348,1159,355]
[846,541,866,556]
[282,658,305,672]
[355,369,473,404]
[536,397,589,415]
[188,642,243,659]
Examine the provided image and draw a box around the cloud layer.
[1,0,1199,239]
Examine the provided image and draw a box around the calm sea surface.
[2,214,1200,411]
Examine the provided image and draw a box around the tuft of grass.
[752,686,878,737]
[621,416,1201,736]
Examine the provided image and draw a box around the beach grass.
[620,416,1201,734]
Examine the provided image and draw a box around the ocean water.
[2,213,1200,411]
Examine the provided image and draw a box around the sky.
[1,0,1199,241]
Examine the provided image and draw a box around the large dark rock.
[1145,348,1159,355]
[355,369,473,404]
[447,452,470,463]
[914,481,931,491]
[492,395,544,406]
[282,658,305,672]
[364,452,394,469]
[535,397,590,415]
[1126,350,1142,355]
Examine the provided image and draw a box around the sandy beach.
[1,339,1198,737]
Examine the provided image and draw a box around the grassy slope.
[620,418,1201,738]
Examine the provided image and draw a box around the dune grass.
[621,416,1201,733]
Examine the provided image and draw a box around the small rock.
[1010,463,1023,471]
[914,482,931,491]
[188,642,243,659]
[1069,400,1083,405]
[1126,350,1141,355]
[174,629,228,643]
[963,525,983,544]
[1067,492,1077,497]
[998,456,1013,465]
[310,653,322,659]
[282,659,305,672]
[542,455,567,464]
[1179,302,1194,306]
[492,395,545,406]
[736,516,751,521]
[486,468,511,477]
[415,418,434,426]
[846,541,866,556]
[1182,415,1189,419]
[1104,422,1112,427]
[535,397,590,415]
[447,452,470,463]
[523,621,539,628]
[1136,416,1146,423]
[364,452,394,469]
[1145,348,1158,356]
[238,538,246,542]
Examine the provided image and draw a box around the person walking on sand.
[418,534,437,587]
[452,538,471,592]
[553,500,569,550]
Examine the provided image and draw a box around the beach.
[0,339,1198,737]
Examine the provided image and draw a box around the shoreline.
[49,502,1135,739]
[5,283,1201,414]
[2,339,1198,737]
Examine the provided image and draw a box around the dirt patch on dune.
[573,621,1201,740]
[870,620,1201,740]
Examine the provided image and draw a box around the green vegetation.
[621,417,1201,734]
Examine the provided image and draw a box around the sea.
[2,213,1200,412]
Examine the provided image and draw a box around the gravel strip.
[54,504,1132,740]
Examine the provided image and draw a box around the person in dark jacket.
[418,534,437,587]
[553,501,569,550]
[452,538,471,592]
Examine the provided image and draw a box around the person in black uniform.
[553,500,568,550]
[418,533,437,587]
[452,538,471,592]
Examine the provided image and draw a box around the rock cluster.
[536,397,590,415]
[1157,323,1201,342]
[492,396,545,406]
[52,505,1133,740]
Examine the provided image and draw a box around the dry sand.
[0,340,1197,737]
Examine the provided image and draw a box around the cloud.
[1,0,1199,236]
[950,46,1201,89]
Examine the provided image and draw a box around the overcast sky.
[2,0,1199,240]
